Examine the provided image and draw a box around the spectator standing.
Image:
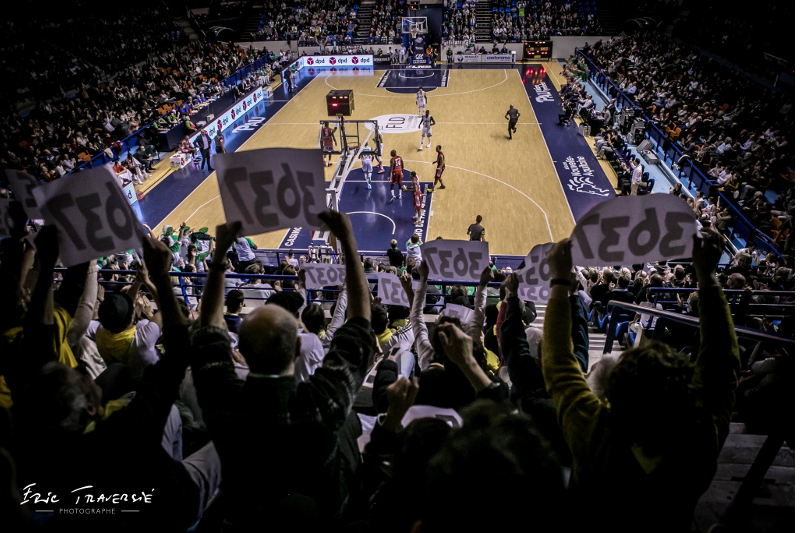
[541,230,740,531]
[189,211,373,528]
[467,215,485,241]
[195,130,214,172]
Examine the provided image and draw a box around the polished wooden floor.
[157,67,579,255]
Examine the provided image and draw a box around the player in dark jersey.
[428,145,446,192]
[505,105,520,140]
[320,121,338,166]
[389,149,404,202]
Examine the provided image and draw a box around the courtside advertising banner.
[301,54,374,68]
[188,86,264,145]
[482,54,513,63]
[456,54,482,63]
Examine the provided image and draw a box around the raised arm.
[410,260,436,370]
[467,266,492,340]
[541,239,603,460]
[691,228,740,446]
[319,209,370,321]
[199,221,242,328]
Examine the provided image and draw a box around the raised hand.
[692,228,723,287]
[546,238,573,281]
[317,209,353,242]
[214,221,243,254]
[383,376,420,432]
[417,259,429,281]
[34,225,60,267]
[437,322,474,368]
[142,235,173,276]
[504,271,519,297]
[479,265,493,287]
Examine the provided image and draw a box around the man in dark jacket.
[190,210,373,529]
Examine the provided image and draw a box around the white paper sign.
[6,169,43,220]
[302,263,346,289]
[441,303,474,325]
[569,194,698,266]
[31,167,147,267]
[518,242,555,303]
[376,272,409,307]
[420,240,490,282]
[400,405,463,429]
[215,148,327,236]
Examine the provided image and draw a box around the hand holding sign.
[419,240,489,282]
[215,148,327,236]
[301,263,347,289]
[569,194,698,266]
[31,166,147,267]
[376,272,410,307]
[6,169,43,220]
[517,242,555,303]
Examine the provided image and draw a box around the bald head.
[238,304,301,375]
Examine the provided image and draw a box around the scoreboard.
[326,90,354,116]
[524,41,553,59]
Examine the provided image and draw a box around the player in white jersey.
[416,87,427,117]
[374,127,385,173]
[361,150,375,189]
[418,110,435,150]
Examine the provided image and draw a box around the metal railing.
[84,269,507,309]
[575,50,784,260]
[603,300,794,355]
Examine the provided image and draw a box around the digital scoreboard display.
[524,41,553,59]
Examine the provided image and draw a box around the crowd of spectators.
[2,196,793,531]
[1,2,186,110]
[0,41,278,182]
[442,0,601,44]
[566,34,794,256]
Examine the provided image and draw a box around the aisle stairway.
[175,16,201,42]
[354,1,375,44]
[533,304,624,370]
[473,0,493,42]
[237,7,266,42]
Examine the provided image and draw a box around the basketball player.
[505,105,520,140]
[418,109,435,150]
[361,149,375,190]
[416,87,427,117]
[411,172,423,224]
[428,145,446,191]
[389,149,404,202]
[374,127,385,173]
[320,121,337,166]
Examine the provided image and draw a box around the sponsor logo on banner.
[456,53,482,63]
[365,115,422,134]
[373,55,392,64]
[482,54,513,63]
[533,82,554,103]
[301,54,374,67]
[189,87,263,145]
[564,156,610,196]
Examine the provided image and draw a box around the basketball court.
[147,17,617,256]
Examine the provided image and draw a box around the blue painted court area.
[377,67,449,93]
[521,64,616,222]
[277,169,432,252]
